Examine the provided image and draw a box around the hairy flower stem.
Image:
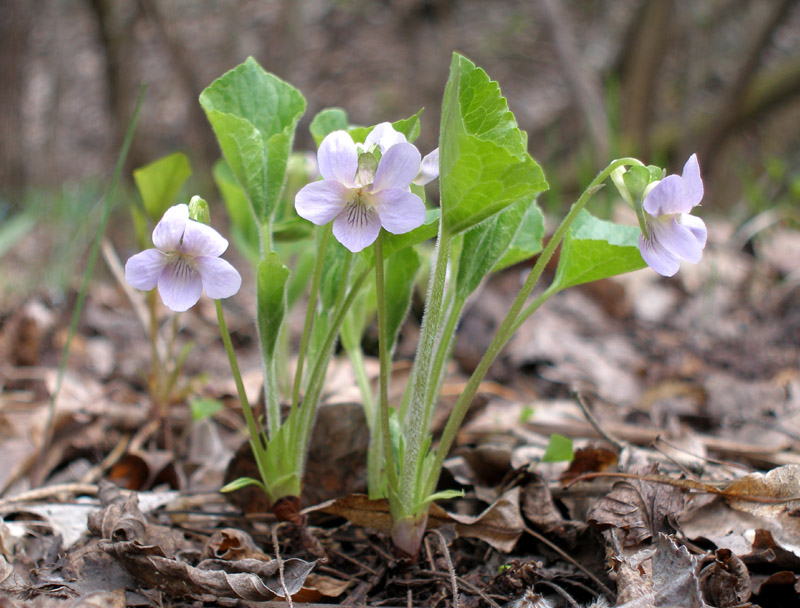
[373,233,398,491]
[215,300,264,454]
[296,263,368,472]
[425,157,644,499]
[291,225,333,417]
[398,229,452,515]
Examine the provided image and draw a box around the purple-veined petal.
[125,249,168,290]
[365,122,407,153]
[332,200,382,252]
[414,148,439,185]
[157,257,203,312]
[195,256,242,299]
[180,220,228,257]
[317,131,358,186]
[639,234,680,277]
[678,213,707,249]
[650,216,704,263]
[642,174,692,217]
[372,142,421,192]
[295,179,351,225]
[681,154,704,208]
[373,188,426,235]
[152,204,189,252]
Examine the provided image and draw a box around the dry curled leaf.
[99,541,316,600]
[203,528,270,561]
[698,548,751,607]
[587,466,685,546]
[312,488,523,552]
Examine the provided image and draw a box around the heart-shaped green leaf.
[551,209,646,291]
[200,57,306,221]
[439,54,547,235]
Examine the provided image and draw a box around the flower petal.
[414,148,439,185]
[317,131,358,186]
[374,188,426,235]
[639,234,680,277]
[650,216,704,263]
[157,258,203,312]
[365,122,407,153]
[678,213,707,249]
[332,201,382,252]
[372,142,421,192]
[295,179,351,225]
[152,204,189,252]
[180,220,228,257]
[195,256,242,299]
[681,154,704,208]
[125,249,167,290]
[642,174,692,217]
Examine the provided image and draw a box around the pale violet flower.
[639,154,707,277]
[125,204,242,312]
[295,130,427,252]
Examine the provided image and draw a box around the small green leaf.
[551,209,647,291]
[420,489,464,506]
[622,165,652,204]
[348,110,424,145]
[439,53,547,235]
[190,398,224,421]
[220,476,266,493]
[200,57,306,221]
[310,107,349,146]
[257,252,290,358]
[133,152,192,221]
[518,405,535,423]
[541,434,573,463]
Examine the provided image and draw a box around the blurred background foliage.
[0,0,798,276]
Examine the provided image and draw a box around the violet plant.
[124,54,707,552]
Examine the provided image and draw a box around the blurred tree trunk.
[0,0,34,197]
[619,0,674,157]
[86,0,146,173]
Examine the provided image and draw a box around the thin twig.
[536,580,580,608]
[417,570,502,608]
[524,525,614,600]
[0,483,99,509]
[572,390,625,454]
[431,530,459,608]
[272,523,293,608]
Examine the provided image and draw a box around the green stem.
[374,232,398,490]
[215,300,264,455]
[422,294,465,430]
[295,262,366,472]
[425,157,644,498]
[398,228,452,513]
[291,225,332,414]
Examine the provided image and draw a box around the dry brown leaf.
[446,487,524,552]
[521,476,586,547]
[311,488,524,552]
[612,534,704,608]
[203,528,270,561]
[698,548,751,607]
[292,573,352,602]
[587,466,685,547]
[560,445,619,484]
[90,482,316,599]
[724,465,800,557]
